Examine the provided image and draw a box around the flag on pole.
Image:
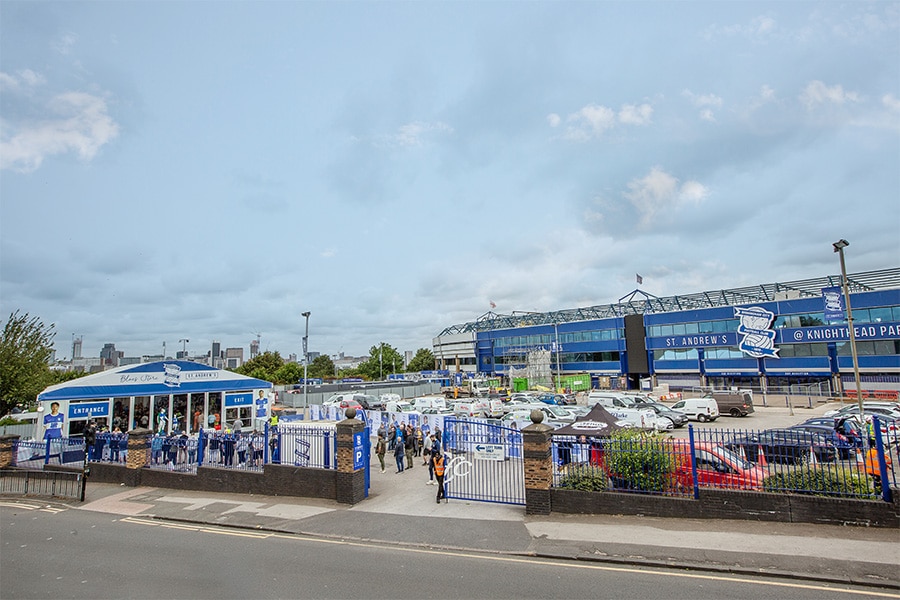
[490,301,496,309]
[636,273,643,285]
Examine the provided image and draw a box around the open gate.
[441,418,525,505]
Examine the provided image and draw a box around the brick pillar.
[0,434,19,468]
[335,408,366,505]
[522,410,554,515]
[126,428,153,470]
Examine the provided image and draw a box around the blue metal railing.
[551,417,896,501]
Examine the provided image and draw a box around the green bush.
[557,463,609,491]
[603,430,674,493]
[762,465,873,497]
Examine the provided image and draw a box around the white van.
[412,396,447,412]
[586,391,637,410]
[606,407,673,431]
[385,400,414,413]
[670,397,720,422]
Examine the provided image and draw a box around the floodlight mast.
[833,239,864,435]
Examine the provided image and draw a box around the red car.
[670,440,768,490]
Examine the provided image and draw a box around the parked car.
[324,393,376,410]
[420,407,455,415]
[725,428,836,465]
[788,423,858,459]
[670,397,719,422]
[537,393,572,406]
[670,441,768,490]
[641,401,689,428]
[823,403,900,419]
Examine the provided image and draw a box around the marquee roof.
[38,361,272,402]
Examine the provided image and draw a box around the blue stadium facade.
[433,268,900,395]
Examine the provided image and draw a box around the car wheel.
[665,417,678,428]
[697,414,708,423]
[729,408,742,417]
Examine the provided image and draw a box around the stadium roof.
[437,267,900,335]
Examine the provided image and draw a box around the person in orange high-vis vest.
[865,446,892,494]
[434,451,446,504]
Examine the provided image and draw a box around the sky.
[1,1,899,362]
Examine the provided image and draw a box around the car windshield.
[715,445,753,470]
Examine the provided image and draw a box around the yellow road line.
[117,518,899,598]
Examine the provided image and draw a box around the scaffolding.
[507,348,552,389]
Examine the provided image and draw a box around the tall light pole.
[179,338,189,358]
[833,239,864,426]
[302,312,311,410]
[553,322,562,392]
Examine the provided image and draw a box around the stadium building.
[433,268,900,397]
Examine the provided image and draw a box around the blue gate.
[441,418,524,505]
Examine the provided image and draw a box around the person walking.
[375,432,387,473]
[434,450,446,503]
[426,433,441,484]
[422,431,433,466]
[404,425,415,469]
[393,434,405,473]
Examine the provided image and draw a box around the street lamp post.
[302,312,311,410]
[833,239,864,427]
[179,339,189,358]
[553,322,562,392]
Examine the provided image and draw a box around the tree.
[274,362,303,385]
[308,354,335,379]
[232,351,284,383]
[0,311,56,414]
[406,348,435,373]
[356,343,403,380]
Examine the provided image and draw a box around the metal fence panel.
[0,470,82,500]
[442,418,524,505]
[550,420,896,501]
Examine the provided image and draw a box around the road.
[2,502,895,600]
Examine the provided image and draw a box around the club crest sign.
[735,306,779,359]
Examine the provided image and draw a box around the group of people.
[83,420,127,463]
[375,422,446,503]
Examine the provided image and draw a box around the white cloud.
[623,167,708,225]
[683,89,723,121]
[1,91,119,173]
[52,32,78,55]
[375,120,453,148]
[683,90,723,108]
[883,94,900,112]
[19,69,46,87]
[703,14,777,41]
[556,101,654,140]
[679,180,709,203]
[799,80,861,111]
[568,104,616,140]
[0,69,46,93]
[618,103,653,125]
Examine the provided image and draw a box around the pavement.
[10,402,900,590]
[67,469,899,590]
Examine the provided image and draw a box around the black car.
[788,423,858,459]
[725,429,836,465]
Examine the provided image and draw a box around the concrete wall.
[86,462,337,500]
